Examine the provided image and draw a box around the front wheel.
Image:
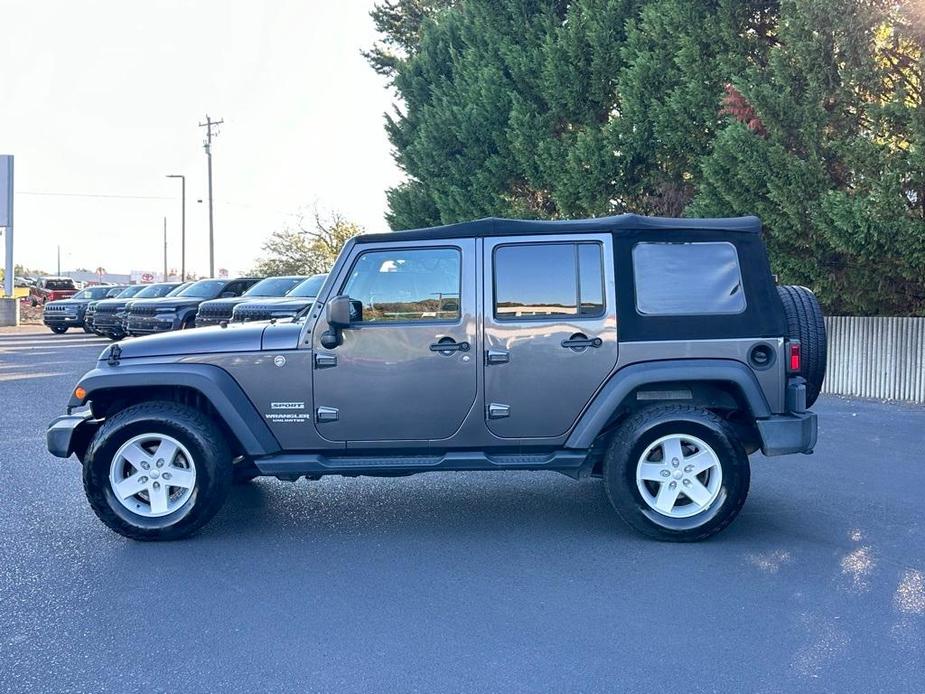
[82,402,233,541]
[50,326,68,334]
[82,325,93,334]
[604,405,750,542]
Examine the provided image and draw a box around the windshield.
[134,283,179,299]
[166,282,194,297]
[287,274,326,297]
[116,285,146,298]
[45,279,76,290]
[73,286,112,300]
[244,276,305,297]
[176,279,226,298]
[74,287,109,299]
[105,286,127,297]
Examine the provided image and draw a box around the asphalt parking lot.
[1,328,923,693]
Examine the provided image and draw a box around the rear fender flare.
[566,359,771,449]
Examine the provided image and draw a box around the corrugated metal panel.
[823,317,925,403]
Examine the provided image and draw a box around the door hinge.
[486,349,510,365]
[314,353,337,368]
[316,406,339,422]
[488,403,510,419]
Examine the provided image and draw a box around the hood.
[104,322,269,360]
[237,297,315,311]
[94,298,131,310]
[198,296,252,310]
[140,296,206,310]
[45,298,91,308]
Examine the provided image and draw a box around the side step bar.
[253,449,589,477]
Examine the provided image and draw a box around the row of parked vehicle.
[42,274,326,340]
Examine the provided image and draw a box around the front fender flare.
[565,359,772,449]
[71,363,281,456]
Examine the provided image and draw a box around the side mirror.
[321,295,357,349]
[325,295,353,328]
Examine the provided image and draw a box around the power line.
[18,190,173,200]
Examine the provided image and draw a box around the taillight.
[788,341,801,373]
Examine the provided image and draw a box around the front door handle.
[561,334,603,350]
[430,339,470,353]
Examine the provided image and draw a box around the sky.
[0,0,404,277]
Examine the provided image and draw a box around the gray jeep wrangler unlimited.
[47,214,824,542]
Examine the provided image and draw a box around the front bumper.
[756,411,817,456]
[43,314,84,328]
[195,314,231,327]
[46,411,100,459]
[126,314,180,335]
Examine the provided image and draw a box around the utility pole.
[166,174,186,280]
[199,114,222,277]
[57,245,61,277]
[163,217,168,281]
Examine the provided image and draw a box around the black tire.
[82,325,93,334]
[777,285,827,407]
[604,405,750,542]
[50,326,68,334]
[82,401,233,541]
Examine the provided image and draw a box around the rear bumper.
[46,412,100,459]
[756,411,817,456]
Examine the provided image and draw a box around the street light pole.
[57,245,61,277]
[163,217,168,281]
[166,174,186,280]
[199,115,222,277]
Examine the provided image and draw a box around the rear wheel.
[777,285,827,407]
[82,402,232,541]
[604,405,750,542]
[82,325,93,334]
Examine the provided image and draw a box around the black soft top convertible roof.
[357,214,761,243]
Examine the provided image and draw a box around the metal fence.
[823,316,925,403]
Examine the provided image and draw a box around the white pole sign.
[1,155,13,298]
[0,155,11,227]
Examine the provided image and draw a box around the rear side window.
[493,242,604,320]
[633,242,745,315]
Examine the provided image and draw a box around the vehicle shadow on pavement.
[208,473,634,542]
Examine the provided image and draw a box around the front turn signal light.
[74,386,87,401]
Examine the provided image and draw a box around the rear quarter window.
[633,241,746,316]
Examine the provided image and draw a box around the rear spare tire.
[777,285,827,407]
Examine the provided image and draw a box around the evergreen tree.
[691,0,925,314]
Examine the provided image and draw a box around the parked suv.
[43,285,126,334]
[48,215,824,542]
[232,274,326,322]
[91,283,183,340]
[31,277,78,306]
[124,278,259,335]
[195,275,306,327]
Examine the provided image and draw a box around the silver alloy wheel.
[108,433,197,518]
[635,434,723,519]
